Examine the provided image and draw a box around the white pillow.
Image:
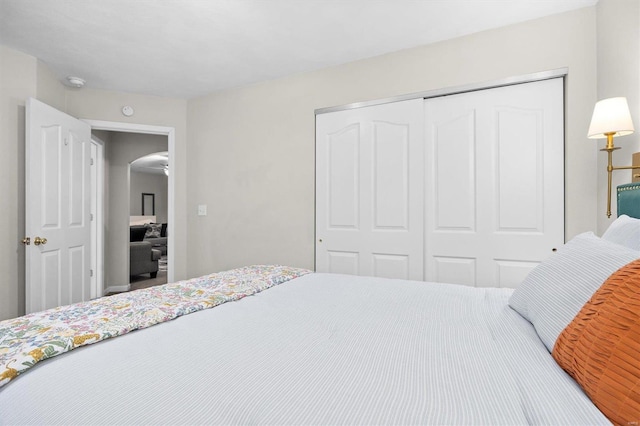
[601,214,640,250]
[508,232,640,352]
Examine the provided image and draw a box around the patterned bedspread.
[0,265,310,388]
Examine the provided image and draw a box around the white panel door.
[316,99,424,280]
[26,98,92,313]
[424,78,564,288]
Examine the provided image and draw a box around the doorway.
[129,151,170,289]
[25,99,176,311]
[86,121,176,296]
[90,137,104,300]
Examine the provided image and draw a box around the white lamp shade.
[588,97,635,139]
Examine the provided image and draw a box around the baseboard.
[105,284,130,294]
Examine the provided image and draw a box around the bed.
[1,191,640,425]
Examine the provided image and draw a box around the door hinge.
[90,158,94,165]
[90,269,94,277]
[90,213,94,221]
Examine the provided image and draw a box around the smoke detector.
[65,76,86,88]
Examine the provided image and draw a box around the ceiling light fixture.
[65,76,86,88]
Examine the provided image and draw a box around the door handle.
[34,236,48,246]
[21,237,31,245]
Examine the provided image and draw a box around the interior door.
[26,98,92,313]
[316,99,424,280]
[424,78,564,288]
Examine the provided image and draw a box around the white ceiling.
[131,151,169,175]
[0,0,597,99]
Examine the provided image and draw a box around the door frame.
[83,120,176,285]
[315,68,568,115]
[90,135,105,298]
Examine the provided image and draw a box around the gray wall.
[0,47,35,320]
[0,47,187,319]
[595,0,640,233]
[130,170,168,223]
[185,7,598,278]
[1,1,638,320]
[66,91,188,289]
[0,48,66,320]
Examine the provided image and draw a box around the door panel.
[68,132,86,227]
[425,78,564,288]
[434,110,476,231]
[434,256,476,286]
[373,253,409,280]
[41,251,61,309]
[496,107,543,231]
[373,121,409,229]
[327,125,359,229]
[494,259,539,288]
[316,99,424,280]
[41,126,62,228]
[26,98,92,314]
[327,251,359,275]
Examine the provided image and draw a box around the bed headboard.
[617,182,640,219]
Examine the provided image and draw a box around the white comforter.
[0,273,609,425]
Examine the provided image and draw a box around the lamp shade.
[588,97,635,139]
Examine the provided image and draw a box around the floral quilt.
[0,265,311,388]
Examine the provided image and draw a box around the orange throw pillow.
[553,259,640,425]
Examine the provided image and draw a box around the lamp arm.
[603,151,640,218]
[606,149,613,218]
[611,165,640,171]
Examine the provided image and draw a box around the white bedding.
[0,273,609,425]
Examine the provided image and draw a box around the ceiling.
[0,0,597,99]
[131,152,169,175]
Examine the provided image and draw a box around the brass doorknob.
[21,237,31,245]
[34,237,47,246]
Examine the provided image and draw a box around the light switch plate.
[198,204,207,216]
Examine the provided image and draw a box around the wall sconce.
[588,97,637,217]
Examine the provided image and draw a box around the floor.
[105,272,167,296]
[106,256,169,296]
[129,270,168,290]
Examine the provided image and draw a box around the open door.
[25,98,92,314]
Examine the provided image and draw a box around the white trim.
[315,68,568,115]
[90,136,105,299]
[104,284,131,294]
[83,119,176,285]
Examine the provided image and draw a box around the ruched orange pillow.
[553,259,640,425]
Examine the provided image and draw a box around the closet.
[315,78,564,288]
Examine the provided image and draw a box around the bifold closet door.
[424,78,564,288]
[315,99,424,280]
